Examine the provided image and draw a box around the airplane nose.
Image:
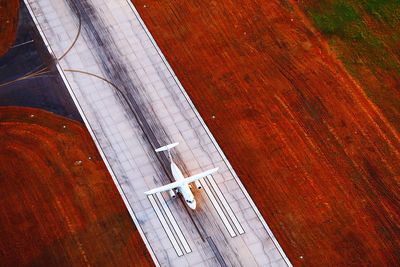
[189,200,197,210]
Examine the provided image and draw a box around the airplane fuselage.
[171,162,196,209]
[145,142,217,210]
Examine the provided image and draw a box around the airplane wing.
[144,180,182,195]
[144,167,219,195]
[183,167,219,184]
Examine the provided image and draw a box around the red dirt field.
[0,106,154,266]
[0,0,19,57]
[131,0,400,266]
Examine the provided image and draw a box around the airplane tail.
[155,142,179,153]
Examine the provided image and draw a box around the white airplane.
[144,142,218,210]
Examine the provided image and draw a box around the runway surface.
[24,0,291,266]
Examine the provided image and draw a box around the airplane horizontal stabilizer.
[155,142,179,152]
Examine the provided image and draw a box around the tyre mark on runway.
[64,0,172,174]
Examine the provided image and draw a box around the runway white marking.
[155,192,192,254]
[201,179,237,238]
[148,195,183,257]
[207,176,245,235]
[11,40,34,49]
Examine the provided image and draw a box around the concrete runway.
[25,0,291,266]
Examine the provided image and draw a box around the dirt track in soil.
[0,0,19,57]
[0,106,154,266]
[131,0,400,266]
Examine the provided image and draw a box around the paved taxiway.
[25,0,291,266]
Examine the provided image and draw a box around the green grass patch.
[362,0,400,26]
[308,0,400,72]
[310,1,362,38]
[302,0,400,131]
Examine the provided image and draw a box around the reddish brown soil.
[131,1,400,266]
[0,107,154,266]
[0,0,19,57]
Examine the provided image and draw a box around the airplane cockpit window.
[186,199,194,204]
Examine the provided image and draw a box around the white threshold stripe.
[207,176,245,235]
[201,180,236,238]
[155,193,192,254]
[148,195,183,257]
